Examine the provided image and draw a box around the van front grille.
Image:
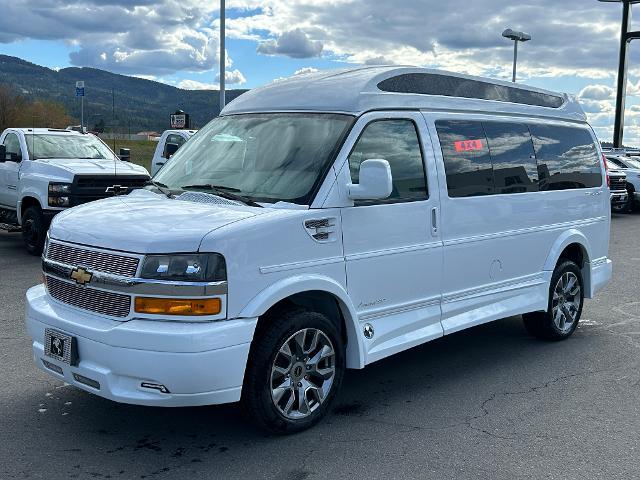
[46,241,139,277]
[45,276,131,318]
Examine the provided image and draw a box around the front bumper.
[610,191,628,206]
[26,284,257,407]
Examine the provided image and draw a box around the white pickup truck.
[0,128,149,254]
[151,129,196,175]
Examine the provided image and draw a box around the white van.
[26,67,612,433]
[150,129,196,176]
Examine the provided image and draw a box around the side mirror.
[118,148,131,162]
[347,159,393,200]
[164,142,180,158]
[0,145,5,162]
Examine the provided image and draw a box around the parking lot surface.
[1,214,639,480]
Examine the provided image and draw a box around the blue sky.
[2,1,640,144]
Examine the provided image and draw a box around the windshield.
[26,134,117,160]
[154,113,354,204]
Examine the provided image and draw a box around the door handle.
[431,207,438,236]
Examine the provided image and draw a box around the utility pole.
[597,0,640,147]
[220,0,226,113]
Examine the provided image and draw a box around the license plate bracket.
[44,329,78,366]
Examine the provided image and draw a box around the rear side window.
[530,125,602,190]
[435,120,494,197]
[349,119,428,203]
[484,122,538,194]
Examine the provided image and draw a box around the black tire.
[241,308,345,434]
[21,205,47,256]
[523,259,584,341]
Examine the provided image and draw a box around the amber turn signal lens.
[134,297,222,316]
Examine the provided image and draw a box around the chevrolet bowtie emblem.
[70,267,92,286]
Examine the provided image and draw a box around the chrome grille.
[45,276,131,318]
[46,242,139,277]
[609,176,627,191]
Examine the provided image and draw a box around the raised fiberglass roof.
[222,66,586,122]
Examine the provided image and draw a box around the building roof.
[222,66,586,122]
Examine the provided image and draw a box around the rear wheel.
[21,205,47,256]
[523,259,584,341]
[241,309,345,434]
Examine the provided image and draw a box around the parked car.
[605,154,640,211]
[27,67,611,433]
[605,160,629,212]
[0,128,149,254]
[151,129,196,175]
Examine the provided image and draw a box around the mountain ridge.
[0,54,247,131]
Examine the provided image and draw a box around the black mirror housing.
[0,145,5,162]
[164,142,180,158]
[118,148,131,162]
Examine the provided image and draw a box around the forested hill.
[0,54,247,131]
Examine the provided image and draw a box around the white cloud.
[257,29,323,58]
[179,79,217,90]
[216,69,247,85]
[579,85,615,101]
[294,67,318,75]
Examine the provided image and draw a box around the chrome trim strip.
[358,297,441,321]
[443,217,607,247]
[259,256,344,274]
[345,241,442,262]
[442,273,547,304]
[43,258,228,296]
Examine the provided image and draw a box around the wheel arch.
[238,276,365,369]
[543,229,593,297]
[18,195,42,222]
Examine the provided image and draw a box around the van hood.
[36,158,148,176]
[49,189,265,253]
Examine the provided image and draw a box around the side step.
[0,222,21,233]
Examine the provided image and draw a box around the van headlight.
[140,253,227,283]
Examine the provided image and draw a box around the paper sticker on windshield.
[454,139,484,152]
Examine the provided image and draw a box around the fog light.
[48,196,70,207]
[134,297,222,316]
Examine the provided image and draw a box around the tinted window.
[435,120,494,197]
[530,125,602,190]
[349,119,427,203]
[378,73,564,108]
[484,122,538,194]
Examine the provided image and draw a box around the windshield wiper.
[144,180,173,198]
[180,184,262,207]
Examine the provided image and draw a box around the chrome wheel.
[552,272,581,333]
[270,328,336,420]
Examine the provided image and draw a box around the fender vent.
[304,218,337,243]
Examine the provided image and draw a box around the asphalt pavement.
[1,213,639,480]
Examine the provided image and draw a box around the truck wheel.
[241,309,345,434]
[523,260,584,341]
[22,206,47,255]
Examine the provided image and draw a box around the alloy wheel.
[270,328,336,420]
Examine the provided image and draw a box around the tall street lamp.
[598,0,640,147]
[502,29,532,82]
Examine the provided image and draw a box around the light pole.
[502,29,532,82]
[219,0,226,113]
[598,0,640,147]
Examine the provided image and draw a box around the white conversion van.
[26,67,612,433]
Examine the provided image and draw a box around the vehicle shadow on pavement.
[3,316,569,479]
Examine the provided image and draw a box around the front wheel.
[21,206,47,256]
[241,309,345,434]
[523,260,584,341]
